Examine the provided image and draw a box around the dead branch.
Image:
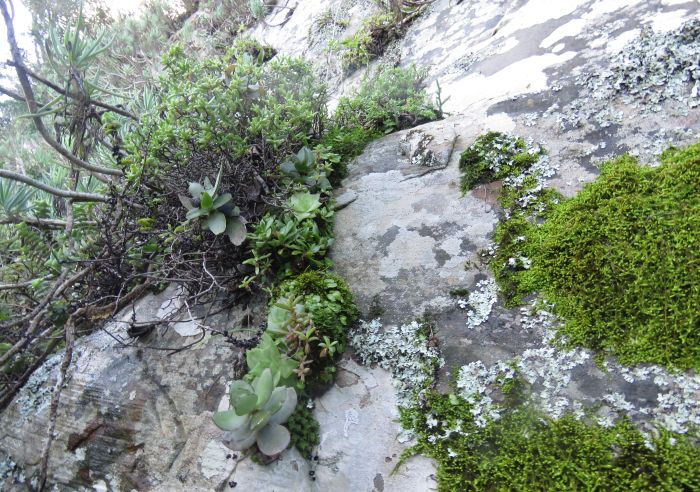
[0,217,97,228]
[0,169,109,202]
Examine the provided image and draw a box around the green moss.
[463,130,700,370]
[524,150,700,369]
[287,401,320,458]
[400,392,700,491]
[459,132,544,193]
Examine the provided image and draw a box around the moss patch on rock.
[525,147,700,369]
[400,392,700,491]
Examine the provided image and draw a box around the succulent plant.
[279,146,331,192]
[178,167,247,245]
[245,333,298,387]
[212,368,297,456]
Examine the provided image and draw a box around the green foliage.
[332,12,398,72]
[242,196,334,286]
[126,44,326,176]
[319,126,382,165]
[287,401,320,458]
[333,65,438,136]
[244,333,299,387]
[212,368,297,456]
[249,0,267,20]
[0,179,34,217]
[280,147,332,192]
[459,132,544,193]
[400,393,700,491]
[267,271,359,393]
[522,149,700,369]
[179,170,247,245]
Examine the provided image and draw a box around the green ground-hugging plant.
[267,270,359,394]
[287,401,321,459]
[332,12,398,72]
[400,392,700,491]
[459,131,545,193]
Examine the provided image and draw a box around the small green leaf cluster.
[244,333,299,387]
[280,146,332,192]
[242,192,334,286]
[287,401,320,459]
[458,131,544,193]
[400,392,700,491]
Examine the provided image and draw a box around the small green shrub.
[332,12,397,72]
[242,193,334,286]
[333,65,437,136]
[459,131,544,193]
[400,393,700,491]
[287,401,320,458]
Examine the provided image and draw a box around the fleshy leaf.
[213,409,249,431]
[250,410,272,432]
[188,182,204,199]
[253,368,274,406]
[289,192,321,220]
[226,218,247,245]
[207,211,227,235]
[178,193,195,210]
[186,207,207,220]
[200,191,214,210]
[223,430,257,451]
[257,423,291,457]
[268,387,297,425]
[213,193,232,209]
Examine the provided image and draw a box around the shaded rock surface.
[3,0,700,490]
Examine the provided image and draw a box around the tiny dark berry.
[226,454,232,459]
[313,455,319,461]
[311,477,316,481]
[309,470,315,477]
[229,481,237,488]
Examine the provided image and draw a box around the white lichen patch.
[454,300,700,434]
[458,279,498,329]
[350,319,443,407]
[16,352,62,419]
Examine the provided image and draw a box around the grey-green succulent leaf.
[226,217,247,245]
[213,409,249,431]
[257,423,291,457]
[207,211,227,235]
[268,387,297,425]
